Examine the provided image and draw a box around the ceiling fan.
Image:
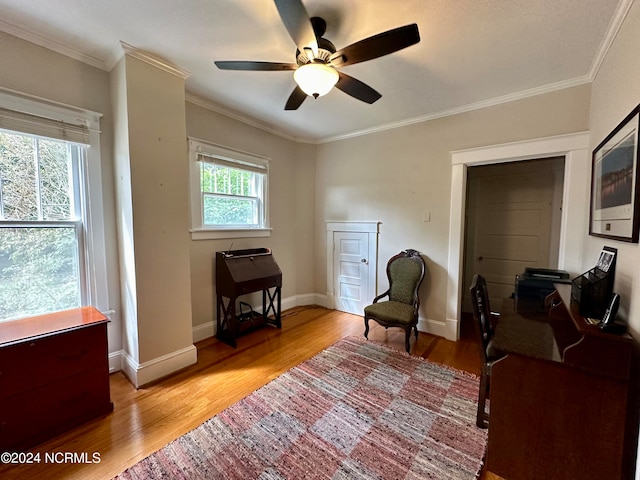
[214,0,420,110]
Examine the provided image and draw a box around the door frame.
[463,159,564,311]
[447,132,591,340]
[326,221,380,312]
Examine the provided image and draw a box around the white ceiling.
[0,0,626,142]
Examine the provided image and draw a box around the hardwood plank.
[0,307,500,480]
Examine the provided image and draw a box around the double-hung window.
[189,138,270,240]
[0,92,107,322]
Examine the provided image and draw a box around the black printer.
[515,267,571,310]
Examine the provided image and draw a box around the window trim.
[188,137,271,240]
[0,88,109,315]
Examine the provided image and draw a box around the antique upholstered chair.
[363,249,426,353]
[469,273,503,428]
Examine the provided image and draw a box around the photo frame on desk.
[589,103,640,243]
[596,246,616,273]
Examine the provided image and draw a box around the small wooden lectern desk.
[215,248,282,348]
[486,284,638,480]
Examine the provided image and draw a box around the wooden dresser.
[0,307,113,451]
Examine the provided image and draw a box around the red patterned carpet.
[114,336,487,479]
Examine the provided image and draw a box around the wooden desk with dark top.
[487,284,638,480]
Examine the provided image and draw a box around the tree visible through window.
[189,138,269,239]
[200,162,264,227]
[0,130,84,321]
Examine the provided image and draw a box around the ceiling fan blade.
[330,23,420,67]
[335,72,382,104]
[214,61,298,71]
[285,86,307,110]
[274,0,318,56]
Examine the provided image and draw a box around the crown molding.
[317,75,592,144]
[0,19,106,70]
[588,0,635,81]
[188,75,591,145]
[114,42,190,79]
[185,93,316,144]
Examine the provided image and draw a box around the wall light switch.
[423,211,431,222]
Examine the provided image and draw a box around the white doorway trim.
[326,221,380,312]
[446,131,591,340]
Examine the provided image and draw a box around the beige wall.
[185,101,317,331]
[315,85,591,326]
[2,0,639,389]
[588,0,640,337]
[589,2,640,471]
[0,30,318,366]
[0,32,122,353]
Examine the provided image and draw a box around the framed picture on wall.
[589,103,640,243]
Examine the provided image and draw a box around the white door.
[333,231,370,315]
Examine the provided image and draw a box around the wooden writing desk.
[487,284,638,480]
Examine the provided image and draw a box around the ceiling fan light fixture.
[294,63,339,98]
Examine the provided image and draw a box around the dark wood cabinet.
[0,307,113,451]
[487,284,638,480]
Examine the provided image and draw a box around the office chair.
[469,273,503,429]
[364,249,426,353]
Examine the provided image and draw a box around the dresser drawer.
[0,324,108,396]
[0,368,112,450]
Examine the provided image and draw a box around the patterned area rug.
[114,336,487,479]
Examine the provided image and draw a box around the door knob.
[361,258,368,264]
[478,256,484,261]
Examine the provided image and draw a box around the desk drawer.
[0,325,108,396]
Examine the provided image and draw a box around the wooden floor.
[1,307,501,480]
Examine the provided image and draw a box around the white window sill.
[190,228,272,240]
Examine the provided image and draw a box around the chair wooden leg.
[476,367,489,429]
[405,328,411,353]
[414,325,418,338]
[364,317,370,339]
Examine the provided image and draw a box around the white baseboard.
[292,293,331,308]
[110,296,458,381]
[191,293,332,343]
[417,316,458,341]
[109,350,122,374]
[190,295,458,343]
[109,293,340,385]
[192,321,214,343]
[311,293,331,308]
[280,295,298,312]
[108,297,458,387]
[120,344,198,389]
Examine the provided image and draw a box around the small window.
[200,161,264,227]
[189,139,270,240]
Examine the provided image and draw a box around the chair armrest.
[372,290,390,303]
